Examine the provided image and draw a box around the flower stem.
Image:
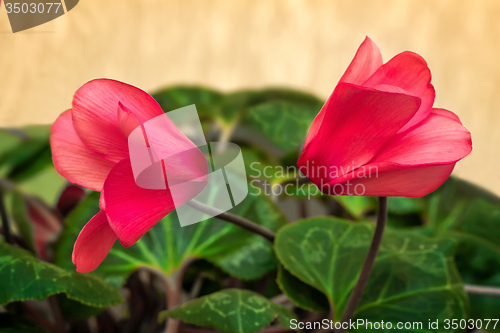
[186,200,275,242]
[48,296,66,333]
[337,197,387,332]
[143,258,196,333]
[0,189,13,244]
[464,284,500,297]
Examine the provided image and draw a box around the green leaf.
[245,101,319,152]
[153,87,323,156]
[0,241,123,307]
[55,188,287,288]
[0,313,48,332]
[276,265,329,313]
[0,126,52,182]
[0,130,24,161]
[16,166,66,206]
[217,88,321,127]
[56,294,105,319]
[334,196,376,218]
[152,86,224,121]
[423,177,500,331]
[241,147,279,181]
[0,125,66,205]
[274,217,469,331]
[425,177,500,247]
[54,192,101,269]
[387,197,424,215]
[265,179,324,200]
[159,289,297,333]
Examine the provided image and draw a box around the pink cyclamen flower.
[51,79,208,273]
[298,37,472,197]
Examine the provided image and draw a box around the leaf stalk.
[186,200,275,243]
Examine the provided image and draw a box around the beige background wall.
[0,0,499,195]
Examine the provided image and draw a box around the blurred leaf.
[334,196,376,218]
[218,88,321,126]
[16,167,66,206]
[245,101,319,152]
[153,87,323,146]
[159,289,297,333]
[276,265,329,313]
[467,273,500,332]
[0,241,123,307]
[241,147,279,181]
[423,177,500,331]
[56,294,105,319]
[0,130,24,162]
[55,189,287,288]
[8,146,53,182]
[273,181,324,199]
[387,213,423,229]
[54,192,100,270]
[0,313,48,332]
[152,86,224,116]
[0,125,66,205]
[0,126,52,182]
[388,197,424,215]
[52,192,109,318]
[274,217,468,331]
[425,177,500,247]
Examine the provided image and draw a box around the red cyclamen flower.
[298,37,472,197]
[51,79,207,273]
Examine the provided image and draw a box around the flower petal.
[363,51,435,131]
[71,79,164,163]
[50,110,115,191]
[72,211,117,273]
[299,83,421,184]
[304,37,383,149]
[339,36,383,85]
[320,108,471,197]
[323,163,455,198]
[369,108,472,166]
[117,102,141,138]
[99,189,106,211]
[103,159,206,247]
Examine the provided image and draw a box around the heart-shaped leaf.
[0,241,123,307]
[276,265,329,313]
[274,217,468,331]
[159,289,297,333]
